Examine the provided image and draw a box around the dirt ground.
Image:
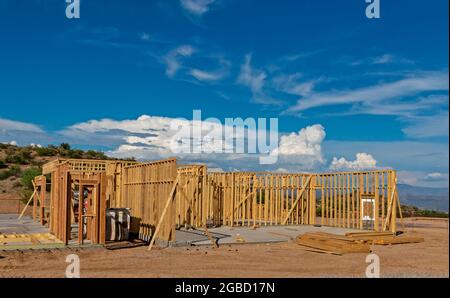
[0,217,448,278]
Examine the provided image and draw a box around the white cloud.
[189,68,226,81]
[402,111,449,138]
[270,124,326,169]
[0,118,44,133]
[423,172,447,182]
[350,53,414,66]
[162,46,229,82]
[288,72,449,113]
[207,167,224,172]
[324,140,448,175]
[272,72,320,97]
[2,113,447,187]
[238,55,265,94]
[371,54,395,64]
[330,153,377,170]
[274,124,325,156]
[1,140,18,146]
[140,32,150,41]
[237,54,282,105]
[60,115,327,171]
[180,0,215,16]
[398,170,449,188]
[350,94,448,118]
[163,45,195,78]
[322,93,449,139]
[0,118,50,146]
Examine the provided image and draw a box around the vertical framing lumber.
[42,156,400,246]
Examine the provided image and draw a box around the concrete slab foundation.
[171,224,364,247]
[0,214,49,235]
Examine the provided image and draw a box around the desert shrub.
[5,149,32,164]
[4,146,15,155]
[316,205,322,217]
[12,181,22,188]
[21,148,32,159]
[0,165,22,180]
[401,204,449,218]
[59,143,71,151]
[36,146,58,157]
[85,150,108,160]
[0,171,8,180]
[0,160,7,169]
[66,149,83,159]
[21,189,34,203]
[415,209,448,218]
[5,154,26,164]
[20,167,42,190]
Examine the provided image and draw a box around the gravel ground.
[0,217,448,278]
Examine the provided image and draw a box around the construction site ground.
[0,217,448,278]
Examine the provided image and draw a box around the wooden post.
[148,175,180,251]
[18,187,37,220]
[99,173,107,244]
[374,173,380,231]
[40,176,47,225]
[390,172,397,233]
[309,175,316,225]
[282,176,312,225]
[32,180,37,220]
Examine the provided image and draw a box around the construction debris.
[267,231,294,240]
[295,232,371,255]
[345,231,424,245]
[235,234,246,243]
[371,236,424,245]
[0,233,62,245]
[295,231,424,255]
[345,231,395,238]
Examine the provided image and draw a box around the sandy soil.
[0,218,448,278]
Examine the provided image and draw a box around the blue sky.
[0,0,448,187]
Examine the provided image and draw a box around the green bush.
[0,171,8,180]
[36,146,58,157]
[85,150,108,160]
[20,167,42,190]
[401,204,449,218]
[5,154,26,164]
[0,159,7,169]
[21,189,34,204]
[59,143,71,151]
[0,165,22,180]
[5,149,32,164]
[66,149,83,159]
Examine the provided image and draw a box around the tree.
[59,143,71,151]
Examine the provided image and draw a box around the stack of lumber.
[295,232,371,255]
[295,231,425,255]
[345,231,424,245]
[0,233,31,244]
[0,233,63,245]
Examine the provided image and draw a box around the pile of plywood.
[0,233,63,245]
[296,231,424,255]
[345,231,424,245]
[295,232,371,255]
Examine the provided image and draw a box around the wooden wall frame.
[41,157,400,246]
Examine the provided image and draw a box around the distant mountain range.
[398,184,449,212]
